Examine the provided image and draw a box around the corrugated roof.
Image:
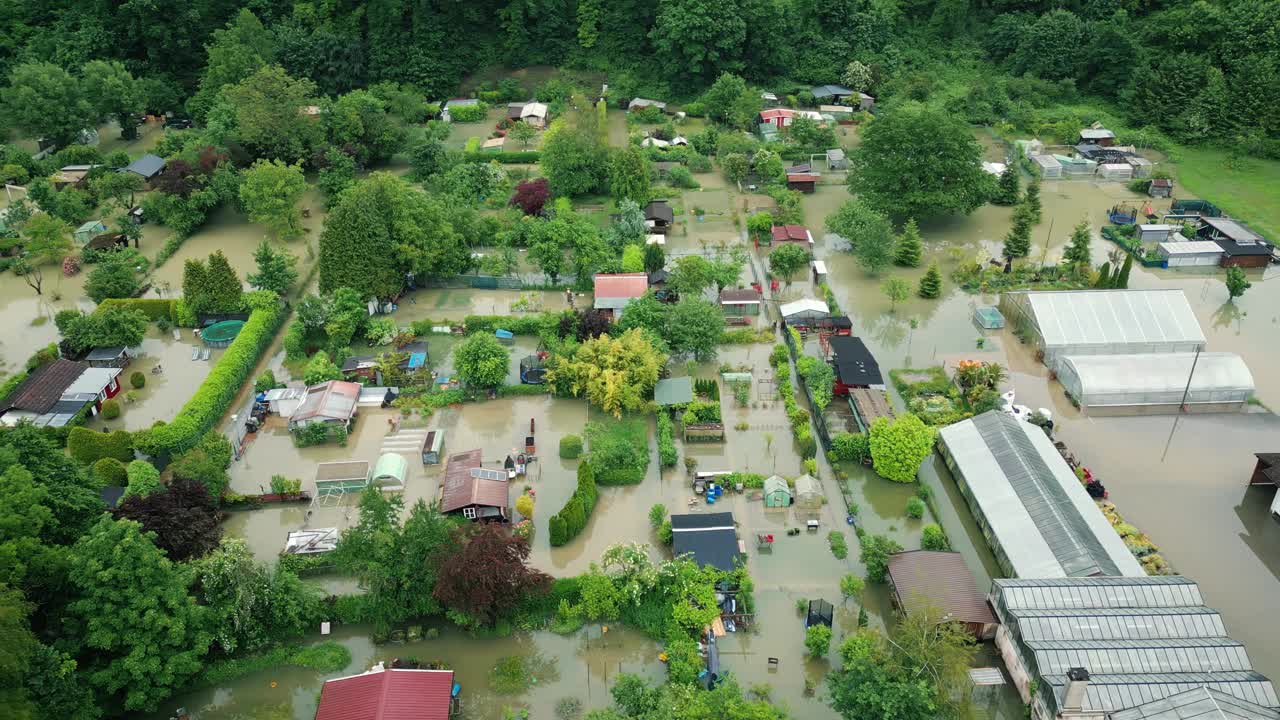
[64,367,120,396]
[771,224,812,242]
[993,576,1205,610]
[1061,353,1254,400]
[593,273,649,299]
[887,550,996,626]
[939,412,1144,578]
[439,449,507,512]
[779,298,829,318]
[123,153,165,179]
[292,380,361,424]
[1,359,88,413]
[1012,606,1227,642]
[315,668,454,720]
[1201,217,1265,245]
[1028,638,1254,676]
[1015,290,1206,349]
[1159,241,1225,255]
[763,475,789,495]
[654,376,694,406]
[1044,671,1279,714]
[1109,686,1280,720]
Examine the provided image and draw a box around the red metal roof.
[315,668,454,720]
[760,108,794,121]
[771,225,811,242]
[593,273,649,299]
[786,173,820,182]
[886,550,996,626]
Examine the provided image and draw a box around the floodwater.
[148,622,664,720]
[84,327,220,432]
[394,288,576,322]
[0,267,93,372]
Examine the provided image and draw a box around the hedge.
[96,298,176,321]
[91,457,128,486]
[559,434,583,459]
[548,461,598,547]
[495,384,550,398]
[461,313,558,336]
[133,301,286,458]
[68,427,135,464]
[458,151,541,164]
[657,412,677,468]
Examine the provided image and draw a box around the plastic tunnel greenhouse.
[1057,353,1254,415]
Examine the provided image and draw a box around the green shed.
[763,475,792,508]
[372,453,408,491]
[74,219,108,245]
[655,376,694,407]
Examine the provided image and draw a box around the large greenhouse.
[999,290,1206,371]
[1058,353,1255,415]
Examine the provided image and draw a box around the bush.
[905,496,926,519]
[515,493,535,518]
[667,166,699,189]
[828,530,849,559]
[921,523,951,551]
[447,102,489,122]
[123,459,162,498]
[805,624,832,657]
[648,503,667,528]
[254,369,278,393]
[458,151,541,164]
[96,298,176,321]
[100,399,121,420]
[68,426,134,464]
[559,434,583,459]
[586,419,649,485]
[860,533,904,583]
[549,461,598,546]
[657,412,677,468]
[129,371,146,389]
[868,413,937,483]
[92,457,128,486]
[134,303,286,458]
[830,432,870,463]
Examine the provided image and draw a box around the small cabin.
[73,220,108,245]
[421,429,444,464]
[1148,178,1173,198]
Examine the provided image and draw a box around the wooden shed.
[886,550,997,640]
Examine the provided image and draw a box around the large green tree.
[454,333,510,388]
[247,240,298,296]
[323,89,406,164]
[848,103,992,219]
[827,198,894,275]
[1,63,95,146]
[239,160,307,239]
[609,146,652,205]
[540,118,608,196]
[188,8,276,121]
[64,518,211,712]
[80,61,142,137]
[828,630,935,720]
[650,0,747,89]
[666,299,724,361]
[220,65,321,163]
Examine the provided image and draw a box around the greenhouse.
[999,290,1206,372]
[1058,353,1254,415]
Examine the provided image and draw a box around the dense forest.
[1,0,1278,150]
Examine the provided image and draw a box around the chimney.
[1062,667,1090,713]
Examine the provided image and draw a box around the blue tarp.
[495,329,514,340]
[407,352,427,369]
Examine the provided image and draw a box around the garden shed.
[886,550,996,640]
[1031,155,1062,179]
[1137,224,1174,243]
[1156,240,1223,267]
[1057,352,1254,415]
[372,452,408,490]
[289,380,360,430]
[313,461,370,504]
[998,289,1206,372]
[628,98,667,112]
[1196,217,1273,268]
[73,220,108,245]
[655,376,694,407]
[830,335,884,393]
[719,288,761,317]
[85,346,130,368]
[421,429,444,464]
[793,474,822,507]
[805,599,834,628]
[1125,156,1153,178]
[1148,178,1173,198]
[763,475,792,507]
[121,153,165,182]
[937,411,1145,578]
[671,512,740,571]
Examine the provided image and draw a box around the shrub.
[92,457,128,487]
[447,102,489,123]
[559,434,583,459]
[905,496,926,519]
[868,413,937,483]
[805,624,832,658]
[830,432,870,463]
[828,530,849,559]
[515,493,535,518]
[458,151,541,164]
[123,459,162,498]
[96,298,175,321]
[549,461,598,546]
[859,533,904,583]
[134,303,285,458]
[921,523,951,551]
[100,399,121,420]
[269,474,302,495]
[586,419,649,486]
[68,426,134,464]
[130,371,146,389]
[667,165,699,189]
[648,503,667,528]
[657,411,677,468]
[254,369,278,393]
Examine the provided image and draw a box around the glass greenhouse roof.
[1029,638,1254,676]
[995,576,1205,610]
[1018,290,1205,348]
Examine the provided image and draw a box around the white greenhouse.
[999,290,1206,371]
[1058,353,1254,414]
[1156,239,1224,267]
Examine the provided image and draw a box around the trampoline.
[202,320,245,348]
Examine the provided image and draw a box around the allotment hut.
[671,511,740,571]
[762,475,791,508]
[1057,352,1253,415]
[1156,239,1223,267]
[886,550,997,640]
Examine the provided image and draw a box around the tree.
[540,119,608,196]
[753,150,785,185]
[432,523,551,624]
[318,148,357,206]
[606,199,647,250]
[841,61,873,93]
[918,262,942,299]
[848,103,991,218]
[840,574,865,602]
[668,255,715,296]
[881,277,910,312]
[1062,219,1093,270]
[239,159,307,239]
[123,460,162,499]
[650,0,747,89]
[769,244,809,286]
[303,351,343,385]
[323,89,405,164]
[408,140,448,182]
[188,9,276,120]
[666,299,724,361]
[85,256,141,303]
[1225,266,1251,300]
[1023,178,1042,223]
[194,538,322,654]
[710,250,747,293]
[868,414,935,483]
[247,240,298,295]
[806,624,833,657]
[509,121,537,149]
[747,211,773,242]
[114,480,221,562]
[59,305,148,352]
[700,73,760,129]
[827,199,894,275]
[721,153,749,184]
[921,523,951,551]
[169,433,233,500]
[90,171,144,211]
[205,250,244,312]
[621,245,645,273]
[1094,261,1113,289]
[1002,204,1033,259]
[65,517,212,711]
[860,532,905,584]
[511,178,551,216]
[2,62,95,146]
[643,243,665,274]
[892,606,978,720]
[992,166,1020,205]
[788,116,838,154]
[894,219,923,267]
[455,333,510,388]
[81,60,142,137]
[547,329,667,417]
[1012,9,1085,81]
[609,146,652,205]
[221,65,322,163]
[10,214,71,296]
[0,585,35,719]
[828,630,935,720]
[1112,254,1133,290]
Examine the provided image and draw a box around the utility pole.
[1178,347,1201,412]
[1039,218,1055,267]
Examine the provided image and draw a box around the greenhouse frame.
[1058,353,1254,415]
[999,290,1206,371]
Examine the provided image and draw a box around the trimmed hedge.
[68,427,134,464]
[548,461,598,547]
[458,151,541,164]
[495,384,549,398]
[134,301,286,458]
[559,434,583,459]
[96,298,176,321]
[92,457,128,486]
[657,412,677,468]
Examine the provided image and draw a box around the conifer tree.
[918,261,942,298]
[1024,177,1042,223]
[204,250,244,312]
[1093,261,1112,288]
[1002,204,1033,259]
[1063,219,1093,270]
[893,218,923,267]
[1115,253,1134,289]
[993,166,1020,205]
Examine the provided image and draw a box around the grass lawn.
[1172,146,1280,241]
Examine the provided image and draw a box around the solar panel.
[470,467,506,482]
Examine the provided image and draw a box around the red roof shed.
[593,272,650,299]
[770,225,813,245]
[315,667,455,720]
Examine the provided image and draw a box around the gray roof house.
[989,576,1278,720]
[811,85,854,102]
[121,153,166,181]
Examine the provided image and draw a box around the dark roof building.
[812,84,854,101]
[439,449,508,521]
[121,153,166,181]
[886,550,996,639]
[671,511,739,571]
[645,201,674,225]
[315,667,455,720]
[0,359,91,427]
[85,346,129,368]
[1196,217,1273,268]
[829,336,884,390]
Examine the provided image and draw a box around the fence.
[782,327,832,451]
[420,274,526,290]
